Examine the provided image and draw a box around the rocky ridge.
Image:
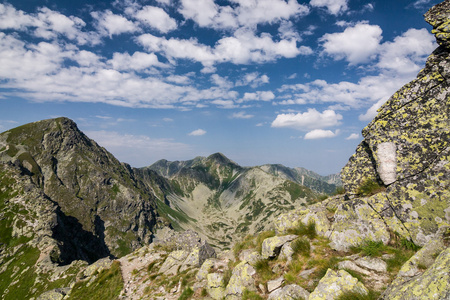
[147,154,323,248]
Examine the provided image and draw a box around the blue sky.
[0,0,441,175]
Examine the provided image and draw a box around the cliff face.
[340,1,450,246]
[0,117,159,263]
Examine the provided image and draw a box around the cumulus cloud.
[109,51,167,71]
[241,91,275,102]
[271,108,342,130]
[91,10,137,37]
[320,22,382,64]
[304,129,339,139]
[346,133,360,140]
[138,28,310,68]
[188,129,207,136]
[231,111,254,119]
[377,28,436,75]
[178,0,309,30]
[0,3,99,45]
[310,0,348,15]
[135,6,177,33]
[235,72,269,88]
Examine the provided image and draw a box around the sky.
[0,0,442,175]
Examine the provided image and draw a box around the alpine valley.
[1,1,450,299]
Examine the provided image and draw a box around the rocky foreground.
[2,0,450,299]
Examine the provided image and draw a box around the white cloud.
[109,51,166,71]
[166,74,192,85]
[310,0,348,15]
[188,129,207,136]
[231,111,254,119]
[236,72,269,88]
[178,0,309,30]
[377,28,436,75]
[85,130,192,167]
[138,29,309,67]
[135,6,177,33]
[242,91,275,102]
[211,74,234,89]
[211,99,237,109]
[321,22,382,64]
[346,133,360,140]
[91,10,137,37]
[304,129,339,139]
[0,3,99,45]
[271,108,342,130]
[163,118,173,122]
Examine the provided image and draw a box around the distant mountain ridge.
[149,154,340,195]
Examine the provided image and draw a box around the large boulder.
[261,235,298,259]
[224,261,256,299]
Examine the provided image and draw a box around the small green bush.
[333,186,346,195]
[254,259,274,282]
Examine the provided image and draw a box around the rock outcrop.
[337,0,450,249]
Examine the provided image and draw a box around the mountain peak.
[206,152,236,166]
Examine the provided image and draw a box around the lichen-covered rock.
[261,235,298,259]
[82,257,113,277]
[274,204,331,236]
[37,288,70,300]
[279,242,294,263]
[238,249,262,266]
[207,273,226,300]
[329,198,390,251]
[339,0,450,245]
[224,261,256,299]
[381,247,450,299]
[159,250,189,275]
[309,269,369,300]
[268,284,310,300]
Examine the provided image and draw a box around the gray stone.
[355,257,387,273]
[267,276,284,293]
[261,235,298,259]
[268,284,310,300]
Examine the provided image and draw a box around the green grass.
[254,259,274,282]
[335,290,380,300]
[233,234,256,257]
[178,287,194,300]
[242,289,264,300]
[287,221,317,240]
[356,179,385,196]
[291,237,311,257]
[69,261,124,300]
[256,230,276,253]
[351,240,385,257]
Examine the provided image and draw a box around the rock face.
[339,0,450,247]
[0,117,161,263]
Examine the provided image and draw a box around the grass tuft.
[356,179,385,196]
[291,237,311,257]
[287,221,316,240]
